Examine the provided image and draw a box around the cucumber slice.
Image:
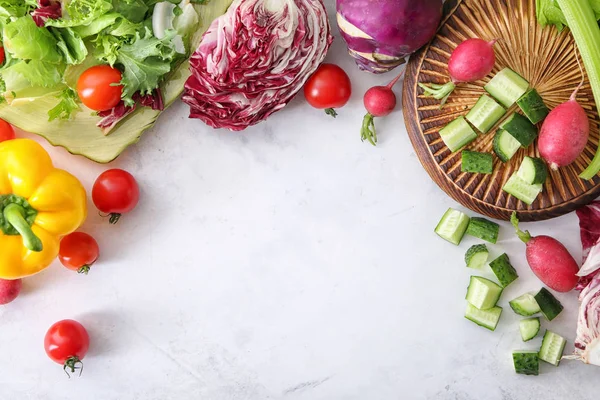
[439,116,478,152]
[512,351,540,375]
[485,68,530,108]
[534,288,564,321]
[466,276,503,310]
[461,151,493,174]
[509,293,541,316]
[517,89,549,124]
[489,253,519,288]
[465,244,489,269]
[465,94,506,133]
[519,317,541,342]
[466,217,499,244]
[517,157,548,185]
[539,330,566,366]
[465,303,502,331]
[434,208,470,245]
[493,129,521,162]
[503,175,543,205]
[500,113,538,147]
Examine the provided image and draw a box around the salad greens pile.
[0,0,233,163]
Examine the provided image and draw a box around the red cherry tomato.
[59,232,100,274]
[0,119,15,142]
[77,65,123,112]
[44,319,90,376]
[303,63,352,117]
[0,46,5,66]
[92,169,139,224]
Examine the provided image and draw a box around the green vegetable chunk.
[513,351,540,375]
[434,208,470,245]
[503,175,543,205]
[466,217,499,244]
[461,151,493,174]
[500,113,538,147]
[509,293,541,316]
[534,288,564,321]
[489,253,519,288]
[539,330,566,366]
[493,129,521,162]
[465,244,489,269]
[439,116,478,153]
[517,89,549,124]
[465,303,502,331]
[517,157,548,185]
[485,68,529,108]
[465,94,506,133]
[466,276,503,310]
[519,317,541,342]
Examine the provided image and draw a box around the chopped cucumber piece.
[520,318,541,342]
[465,303,502,331]
[493,129,521,162]
[539,330,566,366]
[489,253,519,288]
[466,217,499,244]
[509,293,541,316]
[513,351,540,376]
[434,208,470,245]
[439,116,478,152]
[500,113,538,147]
[517,157,548,185]
[485,68,529,108]
[465,244,489,269]
[534,288,564,321]
[517,89,549,124]
[466,94,506,133]
[503,175,543,205]
[466,276,503,310]
[462,151,493,174]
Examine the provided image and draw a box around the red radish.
[361,71,404,146]
[512,212,579,292]
[538,81,589,170]
[0,278,22,305]
[418,38,497,106]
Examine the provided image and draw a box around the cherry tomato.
[77,65,123,112]
[59,232,100,274]
[92,169,139,224]
[303,63,352,117]
[44,319,90,376]
[0,46,5,66]
[0,119,15,142]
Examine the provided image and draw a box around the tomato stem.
[361,113,377,146]
[324,108,338,118]
[3,204,43,252]
[109,213,121,225]
[63,356,83,378]
[78,265,91,275]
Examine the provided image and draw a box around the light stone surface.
[0,1,597,399]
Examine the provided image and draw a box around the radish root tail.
[572,46,585,102]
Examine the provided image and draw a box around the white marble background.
[0,1,597,399]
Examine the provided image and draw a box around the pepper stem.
[511,212,531,243]
[361,113,377,146]
[3,203,43,252]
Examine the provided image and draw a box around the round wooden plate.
[402,0,600,221]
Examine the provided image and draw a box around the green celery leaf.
[10,59,65,87]
[46,0,113,28]
[48,88,81,121]
[116,28,176,105]
[51,27,88,65]
[3,16,62,63]
[112,0,148,23]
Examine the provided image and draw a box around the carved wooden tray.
[402,0,600,221]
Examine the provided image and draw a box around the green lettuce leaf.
[3,16,62,63]
[48,88,81,121]
[536,0,600,30]
[46,0,113,28]
[0,0,36,22]
[51,27,88,65]
[10,59,65,87]
[112,0,148,23]
[72,13,121,38]
[116,28,177,105]
[93,33,126,66]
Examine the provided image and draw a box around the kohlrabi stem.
[510,212,532,244]
[3,203,43,252]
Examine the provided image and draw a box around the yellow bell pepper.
[0,139,87,279]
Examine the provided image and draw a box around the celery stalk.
[555,0,600,179]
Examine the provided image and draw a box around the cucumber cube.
[489,253,519,288]
[513,351,539,375]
